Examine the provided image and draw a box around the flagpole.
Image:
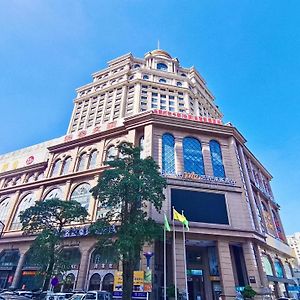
[164,214,167,300]
[172,207,177,300]
[182,210,189,300]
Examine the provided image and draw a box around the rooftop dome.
[146,49,172,59]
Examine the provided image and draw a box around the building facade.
[288,233,300,266]
[0,49,296,299]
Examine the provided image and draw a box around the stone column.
[217,241,236,300]
[175,137,183,174]
[174,232,186,293]
[242,241,265,290]
[11,252,26,289]
[252,244,270,294]
[75,249,91,290]
[237,144,261,232]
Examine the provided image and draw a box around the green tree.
[242,285,257,299]
[20,198,88,291]
[90,142,166,300]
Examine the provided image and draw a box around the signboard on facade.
[113,271,147,299]
[152,109,222,125]
[0,138,60,173]
[163,172,236,186]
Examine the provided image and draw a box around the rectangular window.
[169,95,175,99]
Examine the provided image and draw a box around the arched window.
[10,193,36,231]
[76,153,87,172]
[162,133,175,174]
[70,183,91,210]
[102,273,114,292]
[274,258,284,278]
[89,273,101,291]
[284,262,293,278]
[27,174,35,183]
[44,188,62,200]
[159,78,166,83]
[15,177,21,185]
[61,157,72,175]
[183,137,205,175]
[0,198,12,224]
[143,75,149,80]
[106,146,117,162]
[88,150,98,169]
[262,255,274,276]
[157,63,168,71]
[134,64,140,69]
[272,210,285,241]
[37,172,44,181]
[177,82,182,87]
[209,140,225,178]
[51,160,62,177]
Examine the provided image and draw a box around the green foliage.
[90,142,166,300]
[166,284,178,298]
[20,198,88,290]
[242,285,257,299]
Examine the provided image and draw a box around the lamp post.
[143,252,154,269]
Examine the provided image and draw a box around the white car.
[69,294,86,300]
[85,291,112,300]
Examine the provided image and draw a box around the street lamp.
[143,252,154,269]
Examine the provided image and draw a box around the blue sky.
[0,0,299,234]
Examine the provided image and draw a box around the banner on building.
[113,271,147,299]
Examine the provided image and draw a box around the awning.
[267,275,297,285]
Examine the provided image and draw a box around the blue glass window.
[183,137,205,175]
[143,75,149,80]
[209,140,225,178]
[159,78,166,83]
[157,63,168,71]
[177,82,182,87]
[162,133,175,174]
[274,259,284,278]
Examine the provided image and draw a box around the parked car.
[69,294,85,300]
[0,292,32,300]
[85,291,112,300]
[14,291,33,299]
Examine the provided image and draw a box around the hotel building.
[0,49,296,299]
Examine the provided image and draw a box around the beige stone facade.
[0,50,295,300]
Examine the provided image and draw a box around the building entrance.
[187,270,205,300]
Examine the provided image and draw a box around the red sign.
[107,122,117,129]
[26,156,34,165]
[152,109,222,125]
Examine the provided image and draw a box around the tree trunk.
[43,254,55,291]
[122,259,134,300]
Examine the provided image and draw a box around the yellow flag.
[173,208,189,230]
[173,208,186,223]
